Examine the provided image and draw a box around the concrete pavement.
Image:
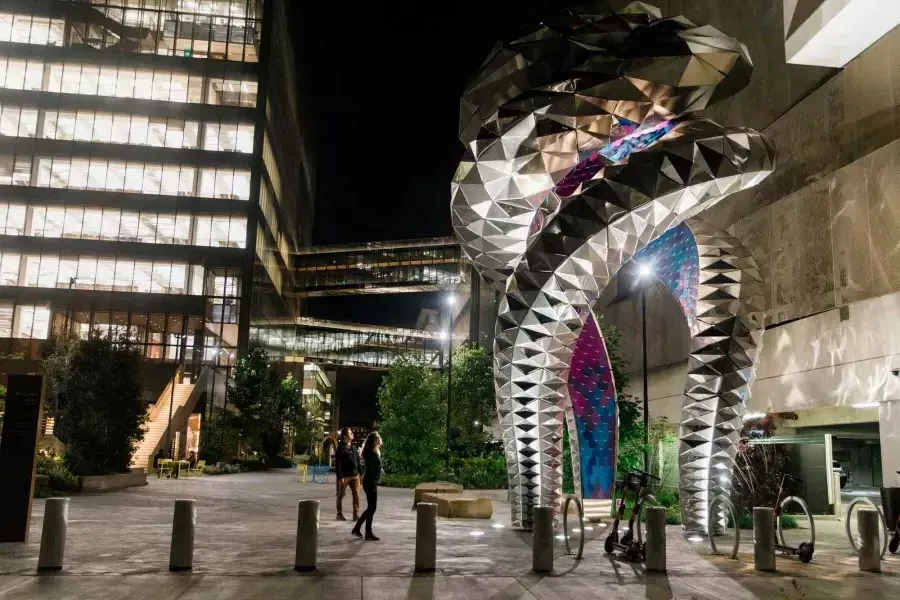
[1,470,899,598]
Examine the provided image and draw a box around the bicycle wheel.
[777,496,816,550]
[844,497,888,559]
[562,495,585,560]
[708,495,740,559]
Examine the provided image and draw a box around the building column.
[177,422,189,461]
[880,399,900,483]
[879,398,900,524]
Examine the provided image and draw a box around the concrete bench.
[414,481,462,506]
[420,492,493,519]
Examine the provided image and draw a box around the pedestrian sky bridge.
[253,316,447,370]
[291,237,466,297]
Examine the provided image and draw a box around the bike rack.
[776,495,816,552]
[844,497,889,559]
[707,495,740,559]
[562,495,585,560]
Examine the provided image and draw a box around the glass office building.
[0,0,314,368]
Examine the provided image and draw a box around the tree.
[51,333,146,475]
[449,344,494,457]
[227,347,299,459]
[292,395,325,456]
[376,356,445,475]
[41,335,78,420]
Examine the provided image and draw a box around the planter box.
[79,469,147,493]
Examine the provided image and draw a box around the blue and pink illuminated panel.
[567,222,698,499]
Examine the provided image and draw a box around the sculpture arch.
[451,2,774,531]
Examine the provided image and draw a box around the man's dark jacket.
[335,442,360,479]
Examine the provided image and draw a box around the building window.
[203,122,255,153]
[0,57,259,107]
[0,13,65,47]
[0,249,204,296]
[199,167,251,200]
[10,304,51,339]
[3,203,246,248]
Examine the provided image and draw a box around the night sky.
[293,1,578,424]
[292,0,578,328]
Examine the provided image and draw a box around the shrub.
[202,462,247,476]
[381,473,437,488]
[36,455,79,493]
[267,455,293,469]
[380,454,507,490]
[235,458,267,471]
[453,455,507,490]
[654,488,679,508]
[664,505,681,525]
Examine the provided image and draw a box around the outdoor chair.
[296,464,309,483]
[311,465,329,484]
[157,459,176,479]
[188,460,205,476]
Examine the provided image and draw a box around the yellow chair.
[157,459,176,479]
[296,464,309,483]
[188,460,206,476]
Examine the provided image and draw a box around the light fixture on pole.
[636,262,653,472]
[443,292,456,470]
[165,331,187,459]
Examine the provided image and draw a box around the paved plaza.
[1,470,899,599]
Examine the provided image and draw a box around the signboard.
[0,374,44,542]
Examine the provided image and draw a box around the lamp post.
[636,262,654,473]
[164,331,187,459]
[443,294,456,469]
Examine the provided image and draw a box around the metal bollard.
[37,498,69,572]
[858,508,881,573]
[169,499,196,571]
[532,506,554,573]
[645,506,666,572]
[294,500,319,572]
[753,507,776,572]
[415,502,438,572]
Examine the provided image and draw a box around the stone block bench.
[420,492,494,519]
[414,481,462,506]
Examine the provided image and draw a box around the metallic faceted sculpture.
[451,2,774,530]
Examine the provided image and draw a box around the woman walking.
[352,431,382,541]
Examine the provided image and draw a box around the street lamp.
[636,262,653,472]
[165,331,187,459]
[443,292,456,470]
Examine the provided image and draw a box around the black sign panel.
[0,374,44,542]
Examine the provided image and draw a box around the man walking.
[335,427,361,521]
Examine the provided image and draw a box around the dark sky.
[291,1,579,425]
[297,0,577,246]
[293,0,577,326]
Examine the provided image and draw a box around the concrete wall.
[625,290,900,482]
[79,470,147,493]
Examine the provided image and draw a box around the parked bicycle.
[604,469,660,562]
[708,473,815,563]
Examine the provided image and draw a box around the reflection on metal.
[292,237,466,297]
[451,3,775,529]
